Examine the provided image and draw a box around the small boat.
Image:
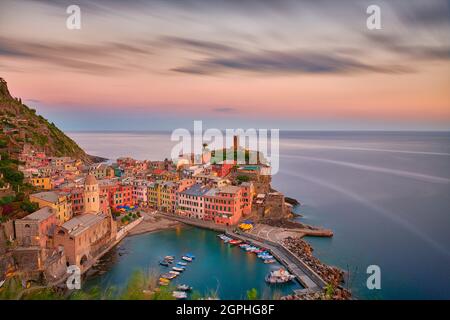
[265,268,295,284]
[259,255,274,260]
[159,280,169,286]
[182,256,192,262]
[172,291,188,299]
[164,255,175,260]
[161,273,177,280]
[172,267,184,272]
[177,261,188,266]
[185,253,196,259]
[229,239,242,245]
[169,270,180,275]
[176,263,186,268]
[159,260,169,266]
[176,284,193,291]
[264,259,276,264]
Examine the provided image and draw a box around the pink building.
[240,182,254,216]
[204,186,244,225]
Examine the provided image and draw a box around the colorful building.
[177,184,210,219]
[30,176,52,190]
[240,182,255,216]
[204,185,244,225]
[53,213,113,269]
[29,191,73,224]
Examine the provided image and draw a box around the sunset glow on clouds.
[0,0,449,130]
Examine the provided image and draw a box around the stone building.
[15,206,56,248]
[83,174,100,213]
[53,173,117,270]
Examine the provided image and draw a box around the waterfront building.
[53,175,117,269]
[110,184,133,209]
[147,181,161,208]
[131,179,149,207]
[204,185,244,225]
[15,206,56,248]
[98,179,133,209]
[53,213,112,269]
[241,182,255,216]
[177,184,210,219]
[159,181,176,212]
[29,191,73,224]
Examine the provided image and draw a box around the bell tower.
[84,173,100,213]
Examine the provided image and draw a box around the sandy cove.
[127,211,181,236]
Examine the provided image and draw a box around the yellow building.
[29,191,73,224]
[30,177,52,190]
[159,182,174,212]
[147,181,161,208]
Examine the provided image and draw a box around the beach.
[127,211,181,236]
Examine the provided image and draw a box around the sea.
[68,130,450,300]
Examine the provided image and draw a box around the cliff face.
[0,77,92,163]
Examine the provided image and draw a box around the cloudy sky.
[0,0,449,131]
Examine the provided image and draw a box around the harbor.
[83,226,301,299]
[153,213,328,294]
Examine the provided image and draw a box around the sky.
[0,0,449,131]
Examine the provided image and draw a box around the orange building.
[204,185,244,225]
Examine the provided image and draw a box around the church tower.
[84,173,100,214]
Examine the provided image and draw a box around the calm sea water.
[84,227,300,299]
[69,131,450,299]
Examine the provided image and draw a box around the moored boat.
[265,268,295,284]
[176,284,193,291]
[173,291,188,299]
[161,272,177,280]
[173,267,184,272]
[182,256,192,262]
[264,259,276,264]
[185,253,196,259]
[159,260,169,266]
[159,280,169,286]
[177,261,188,266]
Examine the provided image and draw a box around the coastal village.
[0,77,350,300]
[1,140,349,300]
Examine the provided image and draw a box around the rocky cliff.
[0,77,93,163]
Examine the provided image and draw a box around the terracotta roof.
[85,173,98,185]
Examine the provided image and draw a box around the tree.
[246,288,259,300]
